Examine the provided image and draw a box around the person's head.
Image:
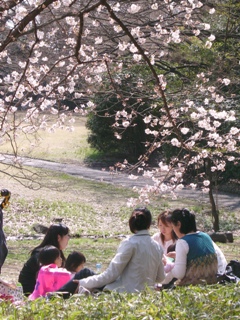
[129,207,152,234]
[35,223,70,251]
[169,208,197,237]
[65,251,86,273]
[157,211,178,243]
[167,243,176,254]
[38,245,62,267]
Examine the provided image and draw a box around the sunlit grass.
[3,190,133,238]
[0,284,240,319]
[0,114,100,164]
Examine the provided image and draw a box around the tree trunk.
[206,158,220,232]
[208,186,220,232]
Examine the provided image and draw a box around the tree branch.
[0,0,58,52]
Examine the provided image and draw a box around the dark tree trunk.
[208,186,220,232]
[206,158,220,232]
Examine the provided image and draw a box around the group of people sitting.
[18,207,227,300]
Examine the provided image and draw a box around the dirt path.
[5,155,239,212]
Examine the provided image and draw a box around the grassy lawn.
[0,280,239,319]
[0,114,98,165]
[0,113,240,319]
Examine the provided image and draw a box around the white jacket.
[80,230,165,292]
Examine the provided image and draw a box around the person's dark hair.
[157,211,178,244]
[167,244,176,254]
[38,245,60,266]
[31,223,69,265]
[169,208,197,234]
[129,207,152,234]
[65,251,86,272]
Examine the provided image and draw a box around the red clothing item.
[29,264,72,300]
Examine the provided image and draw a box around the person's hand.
[162,254,167,266]
[154,283,163,291]
[73,280,80,293]
[166,251,176,259]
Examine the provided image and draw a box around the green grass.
[0,284,240,319]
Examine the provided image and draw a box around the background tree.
[87,69,160,160]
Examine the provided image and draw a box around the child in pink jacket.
[29,246,85,300]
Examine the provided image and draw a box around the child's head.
[65,251,86,273]
[39,245,62,267]
[157,211,178,243]
[167,243,176,253]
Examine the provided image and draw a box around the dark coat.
[0,206,8,273]
[0,189,10,273]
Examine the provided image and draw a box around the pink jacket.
[29,264,72,300]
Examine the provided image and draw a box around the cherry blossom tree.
[0,0,239,230]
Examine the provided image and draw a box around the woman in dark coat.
[18,223,70,296]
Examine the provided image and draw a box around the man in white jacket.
[58,207,165,294]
